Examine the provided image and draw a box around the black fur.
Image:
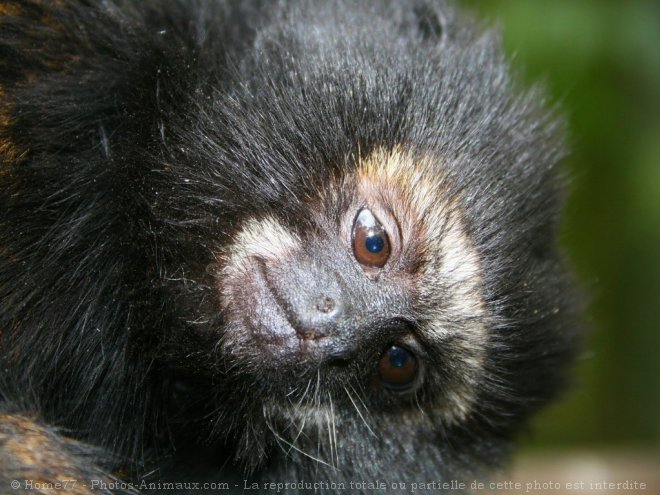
[0,1,581,493]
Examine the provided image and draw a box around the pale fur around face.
[357,148,489,422]
[218,147,489,425]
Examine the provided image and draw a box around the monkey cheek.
[219,258,301,363]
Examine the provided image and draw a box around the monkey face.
[217,148,490,432]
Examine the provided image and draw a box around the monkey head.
[219,148,488,424]
[0,0,580,486]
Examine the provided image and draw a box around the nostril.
[303,294,342,325]
[316,297,336,314]
[310,295,343,322]
[291,294,344,341]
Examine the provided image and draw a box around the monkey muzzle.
[220,234,422,392]
[260,249,412,358]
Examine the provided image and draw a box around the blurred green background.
[463,1,660,452]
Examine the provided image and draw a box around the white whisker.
[345,384,376,436]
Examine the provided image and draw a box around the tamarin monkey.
[0,1,582,493]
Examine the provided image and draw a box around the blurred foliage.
[463,0,660,449]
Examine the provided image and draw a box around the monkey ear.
[399,1,449,47]
[414,3,446,43]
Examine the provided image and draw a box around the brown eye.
[352,209,390,268]
[378,345,418,391]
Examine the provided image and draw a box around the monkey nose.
[266,261,348,341]
[293,295,344,340]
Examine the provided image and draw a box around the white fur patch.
[217,215,301,317]
[227,216,301,262]
[358,147,489,423]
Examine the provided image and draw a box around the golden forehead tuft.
[358,147,489,424]
[357,146,429,186]
[356,146,448,219]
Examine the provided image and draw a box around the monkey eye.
[378,345,418,392]
[352,209,391,268]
